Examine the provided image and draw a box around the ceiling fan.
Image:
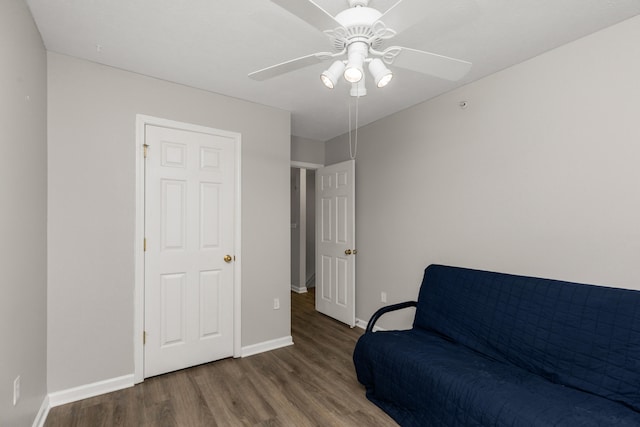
[248,0,472,96]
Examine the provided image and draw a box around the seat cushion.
[413,265,640,411]
[354,329,640,427]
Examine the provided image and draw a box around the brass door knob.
[345,249,352,255]
[353,249,358,255]
[224,255,232,263]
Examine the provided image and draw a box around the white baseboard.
[305,273,316,287]
[48,374,134,408]
[241,336,294,358]
[355,318,385,332]
[291,284,308,294]
[32,395,50,427]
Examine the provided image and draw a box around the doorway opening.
[291,166,316,293]
[290,160,356,327]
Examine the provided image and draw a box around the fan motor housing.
[333,7,384,51]
[335,6,382,28]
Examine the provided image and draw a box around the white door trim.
[291,161,323,170]
[134,114,242,384]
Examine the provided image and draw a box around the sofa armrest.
[366,301,418,334]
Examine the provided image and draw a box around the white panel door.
[316,160,355,327]
[144,124,235,378]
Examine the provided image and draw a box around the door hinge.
[143,331,147,345]
[143,238,147,252]
[143,144,149,158]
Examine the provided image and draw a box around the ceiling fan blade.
[376,0,432,35]
[389,47,472,81]
[248,52,333,81]
[271,0,342,32]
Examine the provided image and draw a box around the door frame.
[134,115,242,384]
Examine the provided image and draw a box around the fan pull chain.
[348,84,360,160]
[348,100,353,159]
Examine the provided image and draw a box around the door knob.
[224,255,232,263]
[345,249,352,255]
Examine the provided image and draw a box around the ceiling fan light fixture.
[344,42,368,83]
[369,58,393,88]
[320,60,346,89]
[350,79,367,97]
[344,66,363,83]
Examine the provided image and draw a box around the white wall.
[47,53,291,393]
[326,16,640,329]
[291,135,325,165]
[0,1,48,425]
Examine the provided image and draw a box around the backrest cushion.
[414,264,640,411]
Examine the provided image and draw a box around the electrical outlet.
[381,292,387,303]
[273,298,280,310]
[13,375,20,406]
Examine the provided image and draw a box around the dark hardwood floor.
[45,289,396,426]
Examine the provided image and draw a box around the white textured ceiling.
[26,0,640,141]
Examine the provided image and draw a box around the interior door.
[144,124,235,378]
[316,160,356,327]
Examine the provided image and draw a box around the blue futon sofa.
[353,264,640,426]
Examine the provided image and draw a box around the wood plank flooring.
[45,289,396,426]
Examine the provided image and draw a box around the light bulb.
[344,42,368,83]
[368,58,393,88]
[320,60,346,89]
[344,66,363,83]
[320,74,335,89]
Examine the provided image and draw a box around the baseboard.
[305,273,315,287]
[355,318,385,332]
[241,336,294,358]
[48,374,134,408]
[32,395,50,427]
[291,284,308,294]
